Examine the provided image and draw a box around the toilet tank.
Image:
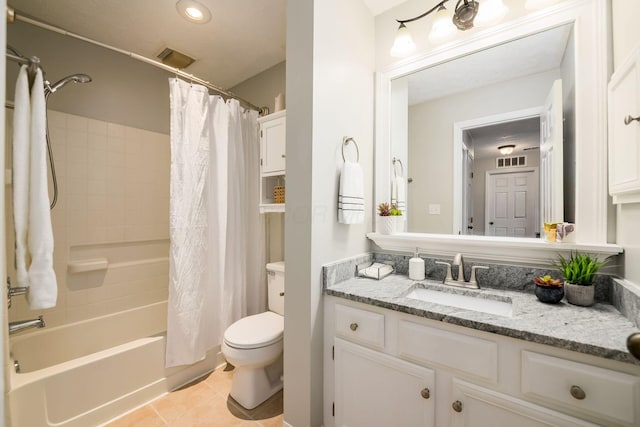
[267,262,285,316]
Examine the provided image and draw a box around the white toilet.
[222,262,285,409]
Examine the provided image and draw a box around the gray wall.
[7,21,172,134]
[231,61,286,114]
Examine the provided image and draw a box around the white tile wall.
[6,110,170,327]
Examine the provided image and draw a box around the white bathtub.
[8,301,223,427]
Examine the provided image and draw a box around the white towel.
[27,69,57,310]
[392,175,406,216]
[338,161,364,224]
[13,65,31,288]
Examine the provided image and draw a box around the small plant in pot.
[377,203,403,234]
[555,252,606,306]
[533,275,564,304]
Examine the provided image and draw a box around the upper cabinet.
[258,110,286,213]
[609,44,640,204]
[259,110,286,175]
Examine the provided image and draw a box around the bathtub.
[8,301,223,427]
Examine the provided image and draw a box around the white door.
[450,380,600,427]
[486,168,539,237]
[334,338,435,427]
[461,148,474,235]
[540,79,563,225]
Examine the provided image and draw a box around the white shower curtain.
[166,78,266,368]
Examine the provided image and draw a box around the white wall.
[284,0,374,425]
[407,69,560,233]
[612,0,640,283]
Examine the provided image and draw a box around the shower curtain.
[166,78,266,368]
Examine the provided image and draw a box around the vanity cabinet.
[258,110,286,212]
[324,297,640,427]
[608,44,640,204]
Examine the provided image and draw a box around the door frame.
[452,106,543,234]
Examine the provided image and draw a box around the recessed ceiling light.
[176,0,211,24]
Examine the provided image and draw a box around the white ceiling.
[407,23,572,105]
[10,0,286,89]
[466,117,541,159]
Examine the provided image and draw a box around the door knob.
[349,323,358,331]
[624,115,640,125]
[452,400,463,413]
[420,388,430,399]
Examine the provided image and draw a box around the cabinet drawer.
[335,304,385,349]
[521,351,640,426]
[398,320,498,382]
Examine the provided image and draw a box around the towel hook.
[392,157,404,177]
[342,137,360,162]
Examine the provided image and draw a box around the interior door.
[486,168,539,237]
[461,148,474,235]
[540,79,564,226]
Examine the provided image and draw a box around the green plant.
[378,203,403,216]
[555,252,606,285]
[533,275,563,287]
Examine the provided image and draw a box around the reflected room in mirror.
[390,23,575,238]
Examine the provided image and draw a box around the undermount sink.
[405,287,513,317]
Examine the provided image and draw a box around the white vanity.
[323,272,640,427]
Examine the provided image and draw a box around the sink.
[405,287,513,317]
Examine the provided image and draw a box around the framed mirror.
[372,0,621,262]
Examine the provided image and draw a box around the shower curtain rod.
[9,8,265,114]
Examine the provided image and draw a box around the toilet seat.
[224,311,283,349]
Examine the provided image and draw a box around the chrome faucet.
[9,315,45,335]
[435,253,488,289]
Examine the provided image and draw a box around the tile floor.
[105,364,283,427]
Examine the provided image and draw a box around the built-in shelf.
[67,258,109,274]
[259,204,285,214]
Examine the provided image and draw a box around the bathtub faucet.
[9,315,45,335]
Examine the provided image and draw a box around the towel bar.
[342,137,360,162]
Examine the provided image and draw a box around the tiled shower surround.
[5,110,170,327]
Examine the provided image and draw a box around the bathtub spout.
[9,315,45,335]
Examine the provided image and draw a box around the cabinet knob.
[349,323,358,331]
[279,292,285,297]
[452,400,463,413]
[624,115,640,125]
[281,154,286,158]
[628,332,640,360]
[570,385,586,400]
[420,388,430,399]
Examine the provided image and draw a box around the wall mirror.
[372,0,620,262]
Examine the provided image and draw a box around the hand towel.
[27,68,58,310]
[338,161,364,224]
[13,65,31,287]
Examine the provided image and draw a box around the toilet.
[222,262,285,409]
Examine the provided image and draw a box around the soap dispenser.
[409,248,425,281]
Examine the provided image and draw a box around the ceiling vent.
[157,47,196,69]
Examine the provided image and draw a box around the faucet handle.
[469,265,489,288]
[435,261,453,282]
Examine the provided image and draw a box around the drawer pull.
[624,115,640,125]
[570,385,586,400]
[420,388,430,399]
[349,323,358,331]
[452,400,463,413]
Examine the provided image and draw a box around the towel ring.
[342,137,360,162]
[392,157,404,177]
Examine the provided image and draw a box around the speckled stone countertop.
[326,273,640,366]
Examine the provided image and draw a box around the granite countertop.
[326,274,640,365]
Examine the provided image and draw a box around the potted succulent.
[555,252,606,306]
[377,202,403,234]
[533,275,564,304]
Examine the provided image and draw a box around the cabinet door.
[334,338,434,427]
[609,48,640,203]
[450,379,599,427]
[261,116,286,174]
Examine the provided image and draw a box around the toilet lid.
[224,311,284,349]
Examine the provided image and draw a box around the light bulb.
[390,23,416,58]
[185,7,204,19]
[474,0,508,28]
[176,0,211,24]
[428,6,457,44]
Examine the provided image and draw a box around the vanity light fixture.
[390,0,508,57]
[498,144,516,155]
[176,0,211,24]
